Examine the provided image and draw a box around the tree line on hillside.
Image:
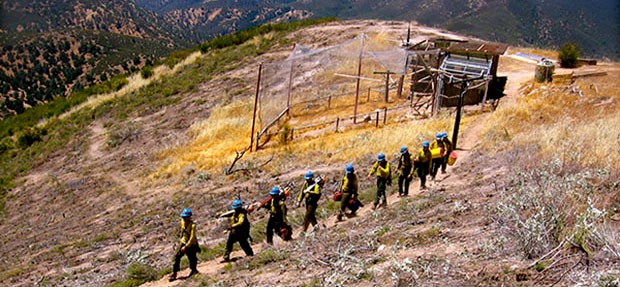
[0,32,171,118]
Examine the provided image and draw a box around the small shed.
[406,38,508,112]
[435,40,508,108]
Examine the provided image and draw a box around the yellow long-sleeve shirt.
[342,174,358,195]
[180,219,198,247]
[416,148,433,170]
[369,161,391,179]
[297,181,320,201]
[231,212,246,228]
[430,139,445,151]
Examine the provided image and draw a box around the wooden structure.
[406,38,508,113]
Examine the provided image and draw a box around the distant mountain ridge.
[1,0,617,118]
[136,0,618,59]
[0,0,197,118]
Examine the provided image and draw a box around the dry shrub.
[481,70,620,171]
[494,156,615,260]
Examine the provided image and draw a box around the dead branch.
[528,239,567,268]
[256,133,272,150]
[550,257,582,287]
[225,146,251,175]
[225,148,274,175]
[313,256,333,267]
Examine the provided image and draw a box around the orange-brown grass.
[153,100,254,177]
[480,64,620,169]
[153,97,460,178]
[254,112,459,175]
[498,52,537,73]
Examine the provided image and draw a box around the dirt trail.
[141,63,532,287]
[141,127,485,287]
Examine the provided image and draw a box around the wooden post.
[336,117,340,132]
[290,128,294,141]
[286,59,294,116]
[353,34,364,124]
[255,132,260,151]
[452,76,468,150]
[374,70,393,103]
[250,63,262,152]
[367,87,371,102]
[397,75,404,98]
[481,78,490,109]
[328,96,331,109]
[385,71,390,102]
[383,107,387,125]
[375,110,379,127]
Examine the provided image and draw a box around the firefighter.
[337,164,360,222]
[296,171,322,232]
[397,146,413,197]
[222,200,254,262]
[261,186,289,244]
[169,208,199,281]
[367,153,391,209]
[415,141,433,190]
[440,132,453,173]
[430,132,445,180]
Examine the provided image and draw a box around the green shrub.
[279,124,292,145]
[245,249,289,270]
[199,17,337,53]
[107,262,159,286]
[127,263,158,282]
[17,127,45,148]
[0,137,13,154]
[163,49,194,68]
[107,124,140,148]
[197,242,226,261]
[0,175,12,214]
[558,43,580,68]
[140,66,154,79]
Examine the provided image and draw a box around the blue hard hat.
[270,186,280,196]
[436,132,443,139]
[442,132,448,139]
[400,146,408,154]
[345,164,354,174]
[377,153,385,161]
[422,141,429,147]
[231,199,243,209]
[304,171,314,179]
[180,208,192,218]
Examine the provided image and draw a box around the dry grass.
[480,66,620,170]
[151,32,435,177]
[153,100,254,177]
[153,96,459,178]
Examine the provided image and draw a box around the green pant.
[374,177,388,208]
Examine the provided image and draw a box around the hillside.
[0,20,618,287]
[0,0,194,118]
[2,0,617,118]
